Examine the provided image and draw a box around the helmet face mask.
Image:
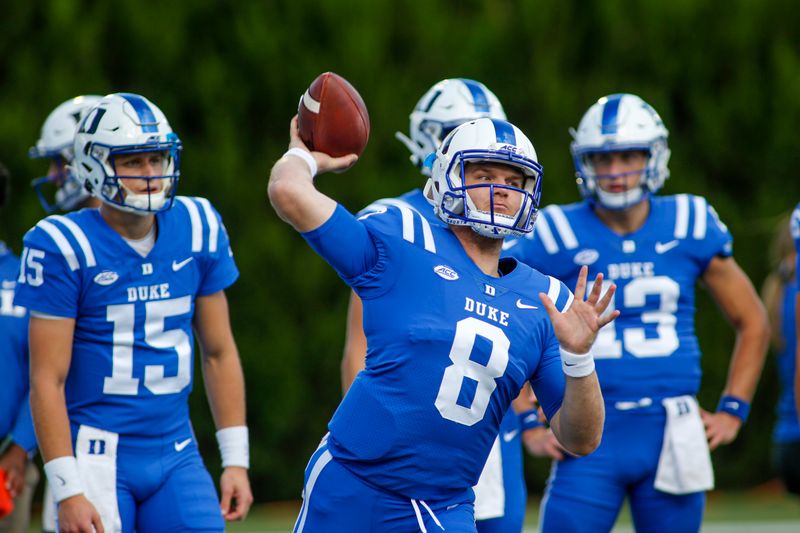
[29,95,103,213]
[73,93,182,215]
[396,78,507,176]
[426,118,543,239]
[571,93,671,210]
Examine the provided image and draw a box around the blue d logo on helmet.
[425,118,544,238]
[570,93,671,210]
[73,93,182,215]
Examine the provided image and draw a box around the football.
[298,72,370,157]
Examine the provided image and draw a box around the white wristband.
[216,426,250,469]
[560,346,595,378]
[43,456,84,503]
[284,147,318,178]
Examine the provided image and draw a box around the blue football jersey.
[506,195,732,401]
[792,203,800,285]
[303,203,570,500]
[0,243,35,452]
[13,197,238,437]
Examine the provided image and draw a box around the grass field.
[24,484,800,531]
[221,484,800,532]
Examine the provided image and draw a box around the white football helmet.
[396,78,506,175]
[425,118,543,238]
[29,95,103,212]
[73,93,182,214]
[571,93,670,209]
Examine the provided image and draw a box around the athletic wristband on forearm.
[560,346,595,378]
[284,147,318,178]
[43,456,83,503]
[716,394,750,423]
[518,409,543,431]
[216,426,250,468]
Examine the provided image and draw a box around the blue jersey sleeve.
[193,199,240,296]
[14,226,81,318]
[11,396,37,453]
[694,198,733,271]
[302,203,381,284]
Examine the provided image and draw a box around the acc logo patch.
[573,249,599,266]
[433,265,459,281]
[93,270,119,286]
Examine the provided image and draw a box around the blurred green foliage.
[1,0,798,500]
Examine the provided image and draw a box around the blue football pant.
[294,440,477,532]
[539,407,704,533]
[67,424,224,533]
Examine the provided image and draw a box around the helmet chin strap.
[116,179,169,213]
[595,185,646,210]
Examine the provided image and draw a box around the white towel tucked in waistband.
[655,395,714,495]
[473,435,505,520]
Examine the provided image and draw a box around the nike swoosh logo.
[55,474,67,486]
[655,240,679,254]
[516,299,538,310]
[503,429,519,442]
[174,438,192,452]
[501,239,519,251]
[172,257,194,271]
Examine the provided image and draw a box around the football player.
[341,78,559,532]
[15,93,252,533]
[29,95,104,213]
[270,114,616,532]
[506,93,769,532]
[0,162,37,533]
[28,95,107,533]
[762,215,800,495]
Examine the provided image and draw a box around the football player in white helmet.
[342,80,558,532]
[29,95,103,213]
[18,93,252,533]
[271,104,614,531]
[395,78,506,174]
[505,93,768,533]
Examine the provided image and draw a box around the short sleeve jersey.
[303,203,570,500]
[14,197,238,437]
[0,243,35,451]
[506,195,732,401]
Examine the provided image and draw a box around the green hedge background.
[1,0,799,500]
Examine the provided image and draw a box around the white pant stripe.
[294,449,333,533]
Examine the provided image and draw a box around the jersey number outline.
[103,296,192,396]
[592,276,680,358]
[435,317,510,426]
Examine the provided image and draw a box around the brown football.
[297,72,370,157]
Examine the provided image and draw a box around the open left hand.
[219,466,253,521]
[540,266,619,354]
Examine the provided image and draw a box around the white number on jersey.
[17,247,45,287]
[103,296,192,395]
[435,317,509,426]
[591,276,680,358]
